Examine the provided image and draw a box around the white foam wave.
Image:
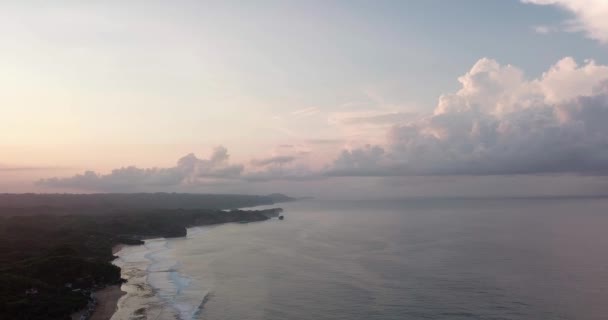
[111,234,213,320]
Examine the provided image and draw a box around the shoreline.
[0,193,292,320]
[71,244,128,320]
[90,285,126,320]
[82,208,285,320]
[70,285,126,320]
[112,243,127,255]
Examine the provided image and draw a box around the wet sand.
[90,285,125,320]
[71,285,125,320]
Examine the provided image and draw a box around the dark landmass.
[0,193,288,320]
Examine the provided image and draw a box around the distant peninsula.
[0,193,292,320]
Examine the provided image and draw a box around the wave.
[112,233,213,320]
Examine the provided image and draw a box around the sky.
[2,0,608,198]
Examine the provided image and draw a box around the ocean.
[111,197,608,320]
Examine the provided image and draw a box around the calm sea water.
[112,198,608,320]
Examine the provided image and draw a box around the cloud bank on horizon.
[523,0,608,43]
[39,56,608,191]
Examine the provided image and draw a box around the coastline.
[71,244,128,320]
[112,243,127,255]
[90,285,126,320]
[90,244,129,320]
[0,193,292,320]
[70,285,126,320]
[80,208,284,320]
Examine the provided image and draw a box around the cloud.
[329,145,388,176]
[328,111,417,126]
[177,146,244,179]
[38,57,608,191]
[246,147,322,181]
[38,146,243,191]
[306,138,343,145]
[329,57,608,176]
[38,145,315,190]
[251,155,296,167]
[522,0,608,43]
[327,110,415,144]
[533,25,553,34]
[244,165,320,182]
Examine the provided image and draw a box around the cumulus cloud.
[177,146,244,179]
[38,57,608,191]
[38,146,244,191]
[329,57,608,176]
[329,145,388,176]
[38,145,316,190]
[522,0,608,43]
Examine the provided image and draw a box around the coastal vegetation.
[0,193,288,320]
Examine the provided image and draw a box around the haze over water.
[113,197,608,320]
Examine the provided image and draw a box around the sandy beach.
[70,285,125,320]
[88,244,128,320]
[90,285,125,320]
[112,244,127,255]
